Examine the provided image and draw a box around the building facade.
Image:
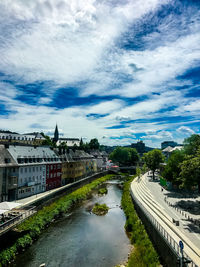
[0,131,45,146]
[46,162,62,190]
[0,145,61,201]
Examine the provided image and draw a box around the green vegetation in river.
[92,203,109,215]
[121,175,160,267]
[98,187,108,195]
[0,174,115,267]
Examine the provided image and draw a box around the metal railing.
[0,206,36,232]
[130,188,199,267]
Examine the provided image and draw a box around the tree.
[136,166,141,179]
[143,149,164,180]
[41,133,54,147]
[184,134,200,156]
[180,149,200,192]
[89,138,100,150]
[162,150,185,185]
[109,147,139,166]
[127,148,139,165]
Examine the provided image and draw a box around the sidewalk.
[131,173,200,266]
[13,171,107,208]
[143,172,200,249]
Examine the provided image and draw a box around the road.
[130,172,200,266]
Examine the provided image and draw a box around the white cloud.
[0,0,200,147]
[177,126,195,135]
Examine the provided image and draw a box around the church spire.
[54,124,59,142]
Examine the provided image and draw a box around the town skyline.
[0,0,200,148]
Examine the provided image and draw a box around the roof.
[162,146,173,152]
[0,145,17,167]
[7,145,61,164]
[0,202,21,210]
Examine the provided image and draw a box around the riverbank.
[121,175,160,267]
[0,174,115,266]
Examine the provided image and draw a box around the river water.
[13,180,130,267]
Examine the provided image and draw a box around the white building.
[56,138,80,147]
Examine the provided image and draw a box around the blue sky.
[0,0,200,147]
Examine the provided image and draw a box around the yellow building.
[60,150,97,185]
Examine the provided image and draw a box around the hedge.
[121,176,160,267]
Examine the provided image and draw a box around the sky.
[0,0,200,148]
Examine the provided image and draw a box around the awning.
[0,202,21,210]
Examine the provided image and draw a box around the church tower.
[54,124,59,142]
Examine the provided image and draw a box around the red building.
[46,163,62,190]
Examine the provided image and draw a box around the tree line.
[109,134,200,192]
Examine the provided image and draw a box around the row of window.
[17,157,60,164]
[47,173,61,178]
[18,185,44,194]
[20,176,45,184]
[20,166,44,173]
[0,136,34,141]
[46,164,61,171]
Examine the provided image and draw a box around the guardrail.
[130,189,198,267]
[0,206,36,232]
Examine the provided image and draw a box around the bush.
[98,188,108,195]
[92,203,109,215]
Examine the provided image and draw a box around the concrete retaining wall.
[131,195,179,267]
[23,171,109,208]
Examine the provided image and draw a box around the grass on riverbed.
[121,175,160,267]
[0,174,115,267]
[92,203,109,215]
[98,187,108,195]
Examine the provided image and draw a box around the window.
[32,167,35,172]
[29,167,31,172]
[13,167,15,172]
[40,166,42,171]
[51,165,53,170]
[29,177,31,182]
[25,168,27,173]
[36,167,38,172]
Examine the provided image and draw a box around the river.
[13,180,130,267]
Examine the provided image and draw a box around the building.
[58,149,97,185]
[162,146,183,159]
[56,138,80,147]
[89,150,108,171]
[131,141,153,155]
[0,145,18,201]
[52,125,80,147]
[161,141,178,150]
[0,130,45,146]
[46,161,62,190]
[0,144,61,201]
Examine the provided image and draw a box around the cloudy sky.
[0,0,199,147]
